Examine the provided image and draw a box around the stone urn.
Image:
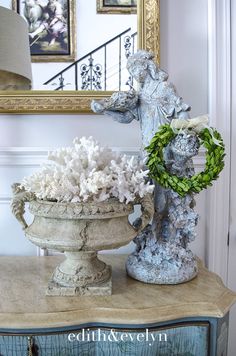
[11,184,153,296]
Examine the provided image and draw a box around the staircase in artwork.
[43,28,137,91]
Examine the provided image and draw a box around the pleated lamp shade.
[0,6,32,90]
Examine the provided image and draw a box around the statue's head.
[127,50,168,83]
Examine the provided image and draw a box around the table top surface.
[0,254,235,329]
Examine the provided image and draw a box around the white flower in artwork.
[21,137,154,204]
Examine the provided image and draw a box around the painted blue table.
[0,255,235,356]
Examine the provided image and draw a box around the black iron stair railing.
[43,28,137,91]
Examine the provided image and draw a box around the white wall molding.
[0,194,11,205]
[0,146,206,164]
[0,148,49,166]
[0,146,142,166]
[206,0,231,283]
[227,2,236,354]
[228,0,236,291]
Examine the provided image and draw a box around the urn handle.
[11,183,35,230]
[130,194,154,233]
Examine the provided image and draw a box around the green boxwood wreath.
[146,124,225,197]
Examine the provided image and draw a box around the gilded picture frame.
[12,0,76,62]
[1,0,160,113]
[97,0,137,14]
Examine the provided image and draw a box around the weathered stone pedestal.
[47,252,112,296]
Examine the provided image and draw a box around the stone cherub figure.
[91,50,199,284]
[91,50,190,149]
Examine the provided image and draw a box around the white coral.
[21,137,154,204]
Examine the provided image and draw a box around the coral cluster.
[21,137,153,204]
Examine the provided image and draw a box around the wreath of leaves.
[146,124,225,197]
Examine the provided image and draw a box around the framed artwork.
[97,0,137,14]
[1,0,160,114]
[12,0,76,62]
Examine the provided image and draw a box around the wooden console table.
[0,255,235,355]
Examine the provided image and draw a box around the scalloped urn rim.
[28,197,134,220]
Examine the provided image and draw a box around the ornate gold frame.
[12,0,76,62]
[0,0,160,114]
[97,0,137,14]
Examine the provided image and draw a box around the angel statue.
[91,50,200,284]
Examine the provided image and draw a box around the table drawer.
[0,322,209,356]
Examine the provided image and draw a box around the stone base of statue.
[126,227,198,284]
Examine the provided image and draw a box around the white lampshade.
[0,6,32,90]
